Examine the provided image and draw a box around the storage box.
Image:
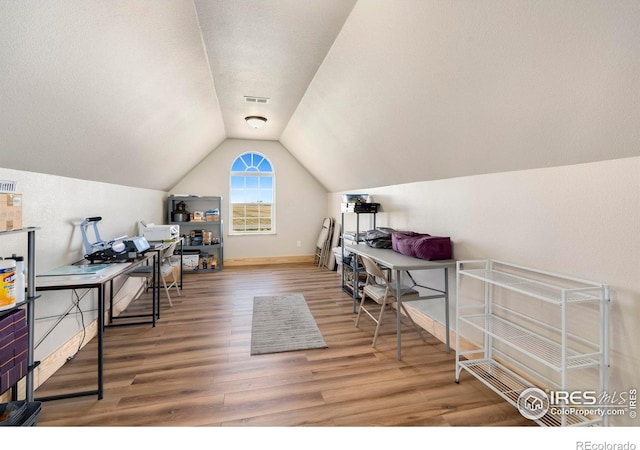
[0,366,18,394]
[0,332,15,366]
[0,194,22,232]
[0,310,28,385]
[182,254,200,271]
[198,256,217,270]
[205,209,220,222]
[0,314,15,336]
[12,326,27,357]
[13,348,27,378]
[9,309,26,329]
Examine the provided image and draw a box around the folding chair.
[355,254,425,347]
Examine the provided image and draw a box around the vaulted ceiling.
[1,1,638,193]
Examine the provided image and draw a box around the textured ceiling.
[194,0,357,141]
[1,1,638,193]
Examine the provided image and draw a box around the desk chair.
[355,254,425,347]
[128,243,179,309]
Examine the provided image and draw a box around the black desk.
[107,247,162,327]
[35,251,158,401]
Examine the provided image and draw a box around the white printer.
[142,224,180,242]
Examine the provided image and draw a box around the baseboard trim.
[224,255,315,266]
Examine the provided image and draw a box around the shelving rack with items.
[340,198,378,301]
[454,259,610,426]
[167,195,223,274]
[0,227,40,403]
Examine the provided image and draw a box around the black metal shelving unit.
[167,196,223,274]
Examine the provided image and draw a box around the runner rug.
[250,293,327,355]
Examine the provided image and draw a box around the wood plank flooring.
[34,263,534,427]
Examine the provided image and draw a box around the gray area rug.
[251,293,328,355]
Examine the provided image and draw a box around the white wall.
[0,167,166,362]
[331,157,640,426]
[171,139,328,260]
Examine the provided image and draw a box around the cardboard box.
[0,194,22,232]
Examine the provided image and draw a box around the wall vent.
[0,180,17,193]
[244,96,270,104]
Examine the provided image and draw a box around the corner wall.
[170,139,328,263]
[330,157,639,426]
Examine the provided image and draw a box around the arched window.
[229,152,275,234]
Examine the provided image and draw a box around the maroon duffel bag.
[391,231,452,260]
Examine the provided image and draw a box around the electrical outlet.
[296,241,302,248]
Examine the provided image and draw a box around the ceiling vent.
[244,96,270,104]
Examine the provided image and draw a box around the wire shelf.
[458,268,603,304]
[458,359,600,427]
[459,314,601,370]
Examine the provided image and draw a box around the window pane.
[260,189,273,203]
[230,189,246,203]
[252,154,265,168]
[231,159,246,171]
[258,159,272,172]
[241,154,252,167]
[245,176,259,189]
[230,176,245,189]
[245,190,261,203]
[260,177,273,188]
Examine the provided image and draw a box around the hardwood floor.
[34,263,533,427]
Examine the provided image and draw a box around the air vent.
[244,96,270,104]
[0,180,17,193]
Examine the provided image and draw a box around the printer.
[123,236,151,258]
[142,224,180,242]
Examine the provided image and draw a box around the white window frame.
[229,152,275,235]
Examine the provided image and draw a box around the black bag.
[364,228,394,249]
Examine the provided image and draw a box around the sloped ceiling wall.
[1,1,638,193]
[281,0,640,192]
[1,0,226,191]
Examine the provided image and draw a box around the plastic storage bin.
[0,401,42,426]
